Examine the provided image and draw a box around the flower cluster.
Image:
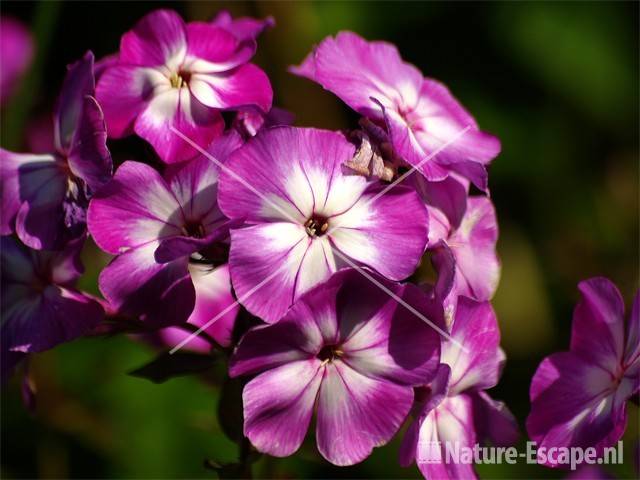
[1,9,636,478]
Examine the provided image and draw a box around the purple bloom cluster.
[1,9,635,478]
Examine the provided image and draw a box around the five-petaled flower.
[218,126,430,323]
[96,9,273,163]
[527,277,639,465]
[0,237,104,354]
[292,31,500,191]
[88,132,242,327]
[400,294,519,479]
[229,269,442,466]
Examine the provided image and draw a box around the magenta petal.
[134,87,225,163]
[67,95,112,192]
[442,297,502,394]
[430,241,456,303]
[210,10,274,42]
[471,391,520,447]
[449,196,500,301]
[527,352,627,459]
[292,31,423,119]
[571,277,625,373]
[399,364,451,467]
[416,394,478,480]
[185,23,255,72]
[316,361,414,466]
[330,184,429,281]
[413,176,468,230]
[54,51,95,152]
[119,9,186,67]
[228,223,312,323]
[625,291,639,371]
[98,242,195,326]
[88,161,182,254]
[243,359,322,457]
[95,65,157,138]
[164,155,223,227]
[189,63,272,113]
[154,226,231,263]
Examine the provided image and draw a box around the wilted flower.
[527,278,639,465]
[88,132,242,326]
[291,31,500,190]
[400,296,518,479]
[0,237,104,354]
[96,9,272,163]
[230,269,442,466]
[218,126,429,322]
[1,52,111,250]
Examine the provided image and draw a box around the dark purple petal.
[571,277,625,374]
[471,391,520,447]
[98,242,194,327]
[412,175,468,230]
[526,352,628,461]
[54,51,95,152]
[67,96,112,192]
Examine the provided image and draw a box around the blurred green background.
[1,1,638,478]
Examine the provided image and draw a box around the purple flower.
[218,126,429,323]
[419,177,500,322]
[527,278,639,466]
[0,16,34,104]
[229,269,442,466]
[0,237,104,354]
[1,52,112,250]
[291,32,500,190]
[150,264,239,352]
[88,132,242,326]
[400,296,518,479]
[96,9,273,163]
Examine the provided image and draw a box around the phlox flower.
[527,278,639,465]
[229,269,442,466]
[88,132,242,327]
[0,237,104,354]
[218,126,430,323]
[400,296,518,479]
[96,9,273,163]
[291,31,500,191]
[1,52,112,250]
[419,176,500,323]
[0,16,33,104]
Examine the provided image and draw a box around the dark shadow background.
[1,1,638,478]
